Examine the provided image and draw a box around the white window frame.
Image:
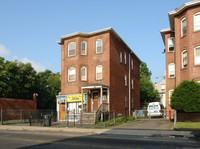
[168,63,175,78]
[194,46,200,65]
[68,67,76,82]
[120,52,122,63]
[124,74,127,86]
[81,66,87,81]
[168,37,175,52]
[181,17,187,37]
[194,12,200,31]
[131,59,133,70]
[182,50,187,68]
[169,90,174,105]
[96,65,102,80]
[68,42,76,57]
[96,39,102,54]
[81,41,87,55]
[124,52,126,64]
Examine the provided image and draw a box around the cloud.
[14,56,46,72]
[0,44,10,56]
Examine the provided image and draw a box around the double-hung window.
[124,74,127,86]
[124,52,126,64]
[96,39,102,54]
[181,17,187,37]
[81,41,87,55]
[168,63,175,78]
[168,37,175,52]
[68,67,76,82]
[131,79,134,89]
[194,46,200,65]
[131,59,133,70]
[96,65,102,80]
[125,96,127,108]
[68,42,76,57]
[120,52,122,63]
[81,67,87,81]
[194,12,200,31]
[182,50,187,68]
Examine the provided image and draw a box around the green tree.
[140,62,160,107]
[171,80,200,112]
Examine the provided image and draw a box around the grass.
[176,122,200,130]
[96,116,135,128]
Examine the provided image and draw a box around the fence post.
[173,110,177,129]
[1,109,3,125]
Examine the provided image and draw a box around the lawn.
[176,122,200,129]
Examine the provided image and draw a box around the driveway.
[113,118,172,130]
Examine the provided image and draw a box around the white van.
[147,102,164,117]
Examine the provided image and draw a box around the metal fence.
[0,109,57,126]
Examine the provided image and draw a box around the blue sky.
[0,0,190,82]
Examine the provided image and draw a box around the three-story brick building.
[56,27,141,122]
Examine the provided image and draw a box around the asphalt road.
[0,130,200,149]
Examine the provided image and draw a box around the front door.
[92,92,99,112]
[60,103,65,121]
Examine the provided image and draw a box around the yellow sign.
[67,94,85,102]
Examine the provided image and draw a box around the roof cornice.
[160,28,173,45]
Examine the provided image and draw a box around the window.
[124,52,126,64]
[182,50,187,68]
[124,74,127,86]
[131,97,133,109]
[161,84,165,90]
[125,96,127,108]
[168,37,175,52]
[181,17,187,37]
[120,52,122,63]
[81,67,87,81]
[103,92,107,100]
[194,46,200,65]
[68,67,76,82]
[168,63,175,78]
[194,12,200,31]
[96,65,102,80]
[131,79,134,89]
[68,42,76,57]
[131,59,133,70]
[96,39,102,54]
[81,41,87,55]
[169,90,174,105]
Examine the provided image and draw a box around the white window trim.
[124,52,126,64]
[96,39,103,54]
[68,42,76,57]
[168,37,175,52]
[181,17,187,37]
[120,52,122,63]
[81,41,87,55]
[168,63,175,78]
[194,46,200,65]
[68,67,76,82]
[182,50,187,68]
[124,74,127,86]
[194,12,200,32]
[96,65,103,80]
[81,66,87,81]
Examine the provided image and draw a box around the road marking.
[0,136,143,149]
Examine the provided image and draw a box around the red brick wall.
[0,94,37,110]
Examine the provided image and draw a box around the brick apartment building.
[160,0,200,118]
[56,27,141,122]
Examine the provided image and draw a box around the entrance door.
[60,103,65,121]
[93,92,99,111]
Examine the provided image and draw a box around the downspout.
[129,51,133,116]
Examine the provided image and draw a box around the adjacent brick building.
[160,0,200,118]
[56,27,141,122]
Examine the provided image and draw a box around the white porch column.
[100,87,103,105]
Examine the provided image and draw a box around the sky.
[0,0,191,82]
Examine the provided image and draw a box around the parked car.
[147,102,164,118]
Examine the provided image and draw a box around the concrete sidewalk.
[0,125,197,139]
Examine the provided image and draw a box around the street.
[0,130,199,149]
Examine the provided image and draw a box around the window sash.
[131,59,133,70]
[124,52,126,64]
[68,68,76,81]
[181,18,187,36]
[125,96,127,108]
[124,74,127,86]
[195,47,200,65]
[194,13,200,31]
[168,64,175,77]
[120,52,122,63]
[96,40,102,53]
[168,38,174,51]
[182,51,187,67]
[96,65,102,80]
[68,42,76,56]
[81,41,87,55]
[81,67,87,81]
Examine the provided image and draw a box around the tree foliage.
[171,80,200,113]
[140,62,160,107]
[0,57,61,109]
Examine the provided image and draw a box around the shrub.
[171,80,200,113]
